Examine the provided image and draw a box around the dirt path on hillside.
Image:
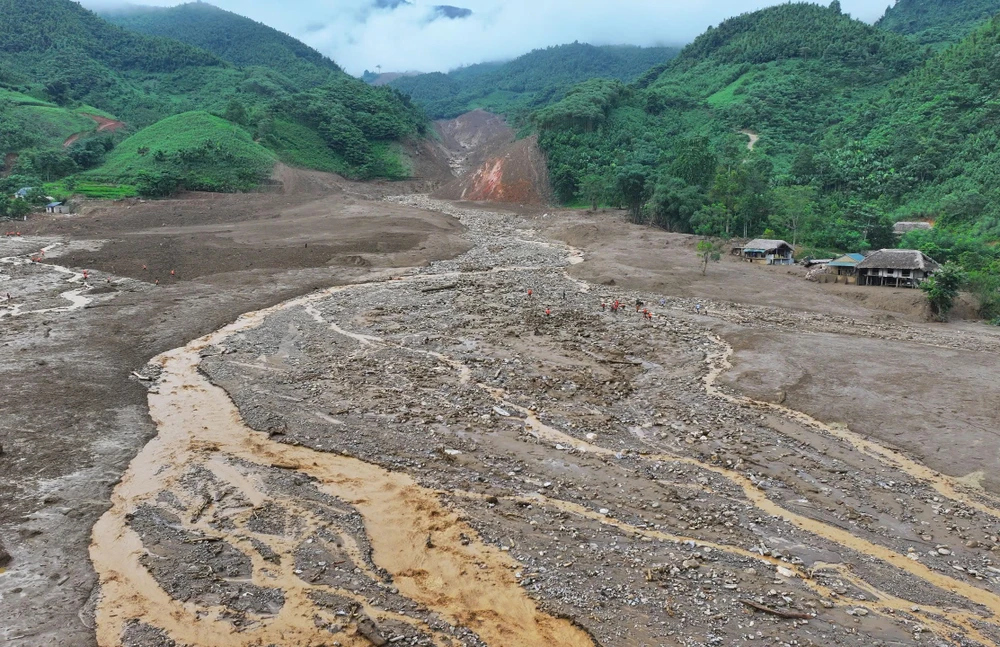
[740,129,759,150]
[81,114,126,133]
[78,196,1000,646]
[63,114,127,148]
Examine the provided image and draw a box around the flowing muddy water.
[297,309,1000,643]
[0,243,93,319]
[91,197,1000,646]
[704,334,1000,519]
[90,286,595,647]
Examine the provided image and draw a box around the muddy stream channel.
[90,197,1000,646]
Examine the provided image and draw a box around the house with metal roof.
[45,202,69,214]
[731,239,794,265]
[827,253,865,276]
[856,249,939,288]
[812,252,866,285]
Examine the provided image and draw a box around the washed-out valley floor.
[3,164,1000,647]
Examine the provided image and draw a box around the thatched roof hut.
[733,239,794,265]
[856,249,939,272]
[856,249,940,287]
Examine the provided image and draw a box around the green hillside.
[877,0,1000,48]
[101,2,341,87]
[387,43,681,121]
[84,111,276,194]
[0,0,427,197]
[536,3,922,225]
[0,90,96,151]
[823,16,1000,275]
[531,3,1000,316]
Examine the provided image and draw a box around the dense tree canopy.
[877,0,1000,48]
[0,0,427,193]
[532,2,1000,301]
[388,43,680,121]
[101,2,342,88]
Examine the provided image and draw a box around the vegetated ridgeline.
[387,42,682,121]
[90,194,1000,646]
[0,0,428,195]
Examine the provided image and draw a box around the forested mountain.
[101,2,341,87]
[877,0,1000,48]
[386,43,681,121]
[0,0,425,197]
[531,2,1000,316]
[830,16,1000,264]
[536,3,922,226]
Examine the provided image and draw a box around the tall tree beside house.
[921,262,965,321]
[769,185,816,247]
[696,239,724,275]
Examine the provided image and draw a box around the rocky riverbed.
[86,196,1000,647]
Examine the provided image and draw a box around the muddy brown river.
[90,286,594,647]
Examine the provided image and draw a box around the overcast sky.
[82,0,894,75]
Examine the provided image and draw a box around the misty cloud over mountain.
[80,0,891,74]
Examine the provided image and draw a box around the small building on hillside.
[894,221,932,236]
[45,201,69,214]
[856,249,939,288]
[14,187,32,200]
[733,239,794,265]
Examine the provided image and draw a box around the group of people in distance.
[526,288,661,321]
[601,298,654,320]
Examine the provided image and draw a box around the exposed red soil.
[433,134,552,205]
[82,114,126,133]
[434,109,515,176]
[63,114,128,148]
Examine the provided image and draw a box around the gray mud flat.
[87,197,1000,646]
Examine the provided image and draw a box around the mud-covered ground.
[75,196,1000,647]
[5,175,1000,646]
[0,178,470,646]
